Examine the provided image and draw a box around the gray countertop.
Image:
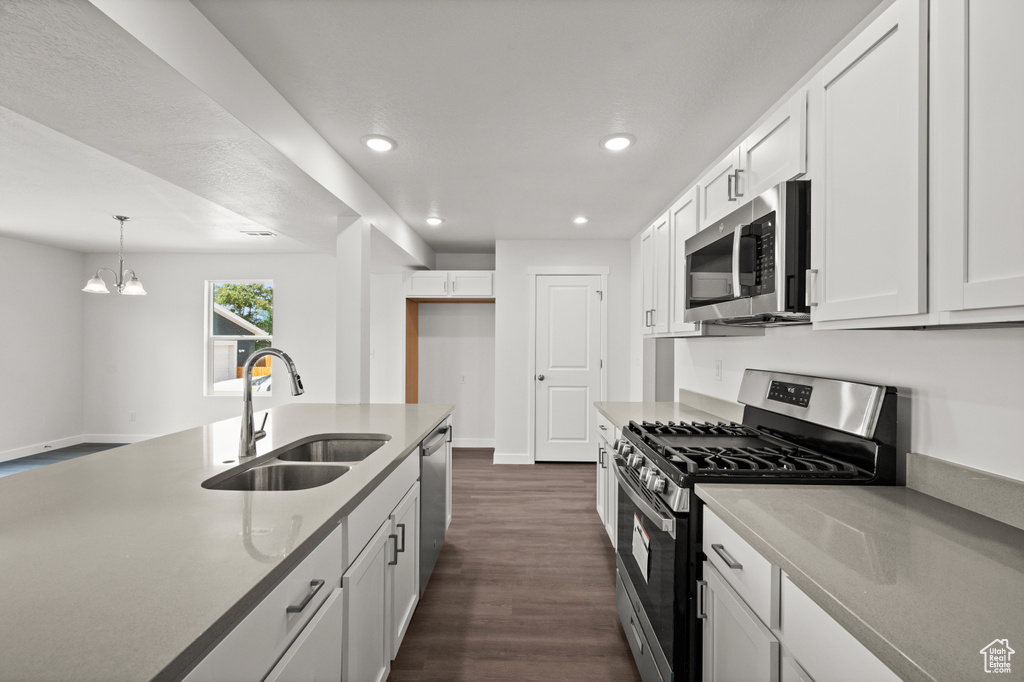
[0,402,452,682]
[696,484,1024,682]
[595,401,734,429]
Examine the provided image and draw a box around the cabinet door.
[604,456,617,548]
[809,0,927,323]
[343,523,391,682]
[702,563,779,682]
[449,271,493,297]
[264,587,344,682]
[390,483,420,659]
[640,224,656,333]
[932,0,1024,317]
[595,440,607,524]
[781,653,815,682]
[406,271,450,297]
[668,187,700,334]
[742,90,807,200]
[652,212,671,334]
[699,148,743,229]
[445,418,453,530]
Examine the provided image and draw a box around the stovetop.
[626,420,867,481]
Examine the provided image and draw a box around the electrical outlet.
[129,411,136,422]
[714,360,723,381]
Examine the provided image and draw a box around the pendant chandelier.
[82,215,147,295]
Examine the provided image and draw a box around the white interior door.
[534,274,602,462]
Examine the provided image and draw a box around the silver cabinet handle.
[629,617,644,655]
[389,533,399,566]
[599,424,607,431]
[727,172,736,201]
[598,446,604,467]
[536,374,545,381]
[696,580,708,619]
[286,579,325,613]
[443,279,447,294]
[733,168,744,197]
[711,543,743,570]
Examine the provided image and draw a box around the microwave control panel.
[753,220,776,295]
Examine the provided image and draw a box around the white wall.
[673,326,1024,481]
[81,251,337,438]
[369,273,406,403]
[435,253,496,270]
[494,240,631,462]
[418,303,495,447]
[0,237,85,460]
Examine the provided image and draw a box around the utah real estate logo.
[980,639,1014,674]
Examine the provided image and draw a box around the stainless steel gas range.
[612,369,901,682]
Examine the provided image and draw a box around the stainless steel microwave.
[684,180,811,325]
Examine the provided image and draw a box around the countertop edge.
[696,484,936,682]
[159,405,454,682]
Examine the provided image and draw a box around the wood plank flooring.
[389,449,641,682]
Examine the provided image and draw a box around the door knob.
[537,374,545,381]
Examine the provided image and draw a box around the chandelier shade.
[83,215,146,296]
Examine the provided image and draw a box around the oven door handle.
[612,464,675,536]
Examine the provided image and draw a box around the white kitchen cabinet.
[699,149,744,230]
[641,212,670,335]
[445,417,453,530]
[594,411,617,547]
[807,0,928,324]
[390,482,419,659]
[264,586,344,682]
[668,187,701,335]
[741,90,807,201]
[931,0,1024,324]
[697,90,807,234]
[701,562,780,682]
[777,573,900,682]
[183,522,344,682]
[405,270,493,298]
[343,521,392,682]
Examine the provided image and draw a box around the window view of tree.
[209,281,274,393]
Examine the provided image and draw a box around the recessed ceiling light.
[361,134,397,152]
[240,230,276,237]
[573,216,589,225]
[601,133,635,151]
[426,217,444,226]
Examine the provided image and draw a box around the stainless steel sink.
[274,434,390,463]
[203,464,349,491]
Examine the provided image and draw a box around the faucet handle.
[254,412,269,443]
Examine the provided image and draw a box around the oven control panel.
[767,380,812,408]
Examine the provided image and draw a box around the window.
[206,280,274,394]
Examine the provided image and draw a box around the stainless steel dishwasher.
[419,420,450,593]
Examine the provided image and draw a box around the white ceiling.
[1,0,882,257]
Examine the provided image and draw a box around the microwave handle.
[731,226,742,297]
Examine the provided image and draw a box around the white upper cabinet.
[699,149,744,230]
[808,0,928,324]
[640,211,670,335]
[405,271,493,298]
[931,0,1024,322]
[741,90,807,201]
[699,89,807,232]
[668,187,701,335]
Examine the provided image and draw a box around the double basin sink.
[202,434,390,492]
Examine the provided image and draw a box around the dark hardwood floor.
[389,448,641,682]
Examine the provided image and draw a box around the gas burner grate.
[638,420,750,437]
[668,445,861,477]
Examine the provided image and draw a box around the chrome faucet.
[240,348,304,458]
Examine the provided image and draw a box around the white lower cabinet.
[701,562,779,682]
[390,483,420,658]
[594,411,617,547]
[264,586,345,682]
[702,508,899,682]
[343,522,392,682]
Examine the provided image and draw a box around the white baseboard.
[452,438,495,449]
[81,434,157,444]
[492,452,532,465]
[0,435,84,464]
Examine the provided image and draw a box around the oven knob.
[628,453,644,469]
[640,466,655,484]
[646,475,666,493]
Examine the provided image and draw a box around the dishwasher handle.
[421,425,449,457]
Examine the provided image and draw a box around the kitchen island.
[0,402,452,681]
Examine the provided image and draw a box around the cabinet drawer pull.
[696,579,708,619]
[733,168,744,197]
[727,172,735,201]
[396,523,406,553]
[286,579,325,613]
[389,534,399,565]
[629,617,644,655]
[711,543,743,570]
